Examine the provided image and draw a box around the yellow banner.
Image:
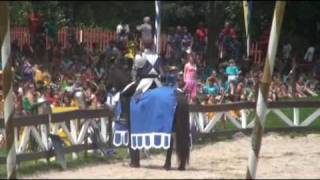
[52,106,79,114]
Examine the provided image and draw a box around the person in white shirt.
[304,45,315,63]
[282,41,292,60]
[136,16,153,49]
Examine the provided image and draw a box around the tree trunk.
[206,1,222,66]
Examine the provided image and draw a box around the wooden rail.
[0,100,318,171]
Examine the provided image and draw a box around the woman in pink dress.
[183,52,198,103]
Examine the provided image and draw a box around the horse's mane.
[108,61,131,91]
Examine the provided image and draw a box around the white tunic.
[132,49,162,95]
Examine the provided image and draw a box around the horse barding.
[105,58,191,170]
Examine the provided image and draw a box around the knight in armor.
[131,39,164,96]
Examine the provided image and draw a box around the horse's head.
[107,59,132,92]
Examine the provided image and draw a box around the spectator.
[304,44,315,63]
[28,10,44,48]
[183,51,198,103]
[136,16,153,49]
[172,26,184,67]
[225,59,241,97]
[194,22,208,61]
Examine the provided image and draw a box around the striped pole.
[0,2,17,179]
[154,0,161,54]
[246,1,286,179]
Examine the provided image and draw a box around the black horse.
[107,62,190,170]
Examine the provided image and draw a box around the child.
[225,59,241,97]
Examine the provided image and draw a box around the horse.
[106,61,190,170]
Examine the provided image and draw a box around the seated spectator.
[203,78,220,97]
[22,60,34,82]
[164,66,179,87]
[33,64,44,89]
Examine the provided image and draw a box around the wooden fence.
[0,99,319,175]
[11,27,264,63]
[10,27,168,53]
[250,41,264,65]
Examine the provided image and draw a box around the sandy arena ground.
[24,132,320,179]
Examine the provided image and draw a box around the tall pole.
[154,0,161,54]
[246,1,286,179]
[0,1,17,179]
[243,0,250,58]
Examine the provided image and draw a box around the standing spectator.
[183,52,198,103]
[136,16,153,49]
[117,27,129,52]
[218,21,237,60]
[46,15,58,45]
[282,40,292,61]
[194,22,208,61]
[304,44,315,63]
[172,26,184,67]
[181,26,193,53]
[165,27,175,65]
[225,59,241,96]
[116,22,129,36]
[28,10,43,48]
[125,33,138,69]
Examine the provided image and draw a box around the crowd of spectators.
[6,17,320,117]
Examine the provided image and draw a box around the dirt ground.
[24,132,320,179]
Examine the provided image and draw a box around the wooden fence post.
[246,2,286,179]
[0,2,17,178]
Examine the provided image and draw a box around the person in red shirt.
[195,22,208,61]
[218,22,238,60]
[28,10,44,49]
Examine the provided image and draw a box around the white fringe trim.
[131,133,171,150]
[113,130,129,147]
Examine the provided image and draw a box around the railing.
[189,100,320,133]
[10,27,168,52]
[0,100,319,172]
[250,41,264,65]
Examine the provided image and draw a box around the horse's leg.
[163,136,174,170]
[123,96,140,168]
[175,92,190,171]
[128,143,140,167]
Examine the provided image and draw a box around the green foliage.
[8,1,320,43]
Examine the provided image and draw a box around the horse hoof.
[163,164,171,170]
[178,166,186,171]
[129,163,140,168]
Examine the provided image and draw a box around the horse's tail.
[175,92,190,168]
